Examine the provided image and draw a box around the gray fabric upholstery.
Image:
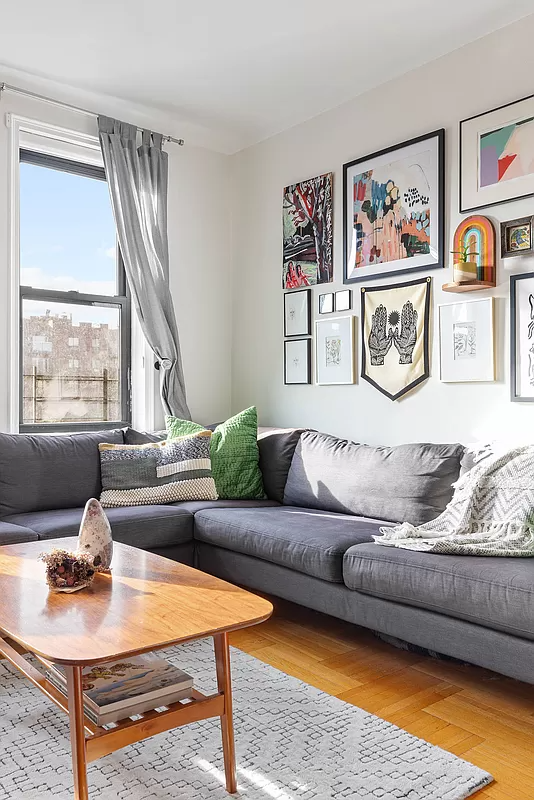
[193,507,384,582]
[343,543,534,640]
[0,521,39,545]
[148,543,194,566]
[196,542,534,684]
[123,427,166,444]
[174,499,279,514]
[257,427,308,502]
[283,431,463,525]
[4,505,193,549]
[0,429,124,517]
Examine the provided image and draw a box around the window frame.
[19,149,132,433]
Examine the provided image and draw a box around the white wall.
[0,92,233,432]
[230,15,534,445]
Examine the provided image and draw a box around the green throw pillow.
[166,407,265,500]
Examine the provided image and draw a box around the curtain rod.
[0,82,185,146]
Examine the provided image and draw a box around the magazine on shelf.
[46,652,193,726]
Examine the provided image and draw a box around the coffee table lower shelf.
[0,633,237,799]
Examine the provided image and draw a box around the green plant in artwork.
[451,245,479,263]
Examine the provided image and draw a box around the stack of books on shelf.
[46,652,194,726]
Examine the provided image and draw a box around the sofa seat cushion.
[343,543,534,640]
[3,505,193,550]
[173,499,279,514]
[193,507,386,582]
[0,521,39,545]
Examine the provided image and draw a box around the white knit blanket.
[375,445,534,556]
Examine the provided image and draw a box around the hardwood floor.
[228,597,534,800]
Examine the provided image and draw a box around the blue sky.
[20,162,120,324]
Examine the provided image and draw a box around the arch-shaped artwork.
[452,215,496,285]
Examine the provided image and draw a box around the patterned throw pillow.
[165,407,265,500]
[98,431,218,508]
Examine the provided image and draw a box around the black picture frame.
[318,292,334,314]
[510,272,534,403]
[335,289,352,312]
[361,276,431,401]
[343,129,445,285]
[460,93,534,214]
[501,216,534,259]
[284,338,312,385]
[283,288,311,337]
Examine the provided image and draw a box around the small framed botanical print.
[510,272,534,401]
[284,289,311,337]
[335,290,352,312]
[315,316,355,385]
[284,338,312,385]
[319,292,334,314]
[439,298,495,382]
[501,216,534,258]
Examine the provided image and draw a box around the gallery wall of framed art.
[259,16,534,445]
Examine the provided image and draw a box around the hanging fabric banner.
[361,276,431,401]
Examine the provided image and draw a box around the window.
[19,149,131,431]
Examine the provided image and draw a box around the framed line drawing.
[284,338,312,385]
[460,93,534,213]
[439,298,495,382]
[510,271,534,401]
[284,288,311,337]
[343,129,445,284]
[315,315,355,385]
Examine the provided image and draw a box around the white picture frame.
[284,289,311,337]
[439,298,495,383]
[284,338,311,385]
[315,315,355,385]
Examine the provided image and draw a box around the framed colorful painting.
[343,130,445,284]
[283,172,333,289]
[460,94,534,213]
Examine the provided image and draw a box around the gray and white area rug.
[0,640,492,799]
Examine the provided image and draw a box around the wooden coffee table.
[0,538,273,799]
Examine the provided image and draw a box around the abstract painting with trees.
[283,173,333,289]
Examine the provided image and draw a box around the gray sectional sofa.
[0,425,532,685]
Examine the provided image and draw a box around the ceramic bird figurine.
[77,498,113,571]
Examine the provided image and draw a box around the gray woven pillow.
[99,431,218,507]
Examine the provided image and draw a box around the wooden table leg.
[214,633,237,794]
[66,666,89,800]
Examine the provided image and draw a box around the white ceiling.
[1,0,534,153]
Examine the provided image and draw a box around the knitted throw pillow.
[99,431,218,507]
[166,407,265,500]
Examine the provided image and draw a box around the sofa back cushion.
[283,430,464,525]
[0,429,124,517]
[257,427,308,502]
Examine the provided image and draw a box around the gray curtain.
[98,115,190,420]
